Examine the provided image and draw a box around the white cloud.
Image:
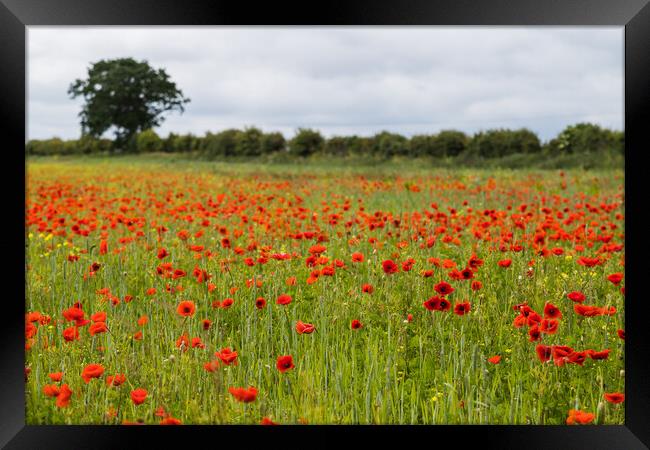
[27,26,623,142]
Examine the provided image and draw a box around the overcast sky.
[27,27,623,142]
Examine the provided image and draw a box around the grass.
[25,156,625,425]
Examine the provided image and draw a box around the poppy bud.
[596,402,605,425]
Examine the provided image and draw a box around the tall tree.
[68,58,190,150]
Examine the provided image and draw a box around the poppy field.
[25,158,625,425]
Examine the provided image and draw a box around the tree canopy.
[68,58,190,149]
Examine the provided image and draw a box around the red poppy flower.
[453,301,471,316]
[423,296,440,311]
[402,258,415,271]
[535,344,552,362]
[361,283,374,294]
[488,355,501,364]
[498,259,512,268]
[276,355,295,373]
[351,252,364,263]
[567,351,588,366]
[552,345,573,360]
[309,244,327,255]
[566,409,595,425]
[43,384,61,397]
[228,386,258,403]
[106,373,126,387]
[221,298,234,308]
[55,384,72,408]
[460,267,474,280]
[528,324,541,342]
[81,363,105,383]
[434,281,454,296]
[62,327,79,342]
[91,312,107,322]
[540,319,559,334]
[160,417,183,425]
[296,320,315,334]
[604,392,625,404]
[261,417,279,425]
[176,301,195,317]
[588,349,610,360]
[471,280,482,291]
[617,329,625,340]
[607,272,624,285]
[351,319,363,330]
[204,360,221,372]
[543,302,562,319]
[512,314,527,328]
[62,306,85,323]
[215,348,238,365]
[89,321,108,336]
[48,372,63,382]
[191,337,205,349]
[567,291,586,303]
[172,269,187,279]
[157,248,169,259]
[577,256,602,267]
[26,311,41,323]
[202,319,212,330]
[437,297,451,312]
[176,334,189,350]
[574,304,616,317]
[526,309,542,327]
[382,260,399,275]
[276,294,292,306]
[255,297,267,309]
[131,388,148,405]
[99,239,108,255]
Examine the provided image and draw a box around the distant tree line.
[25,122,624,160]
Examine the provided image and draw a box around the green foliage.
[201,129,241,159]
[434,130,471,157]
[68,58,190,149]
[26,122,622,169]
[135,129,163,153]
[235,127,264,157]
[409,134,434,158]
[260,132,286,154]
[323,136,374,156]
[169,133,198,153]
[289,128,324,157]
[26,137,114,156]
[371,131,409,158]
[25,138,65,156]
[468,128,541,158]
[324,136,351,157]
[410,130,469,158]
[545,123,623,154]
[162,132,178,153]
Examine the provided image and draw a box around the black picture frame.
[2,1,649,448]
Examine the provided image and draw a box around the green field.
[25,157,625,425]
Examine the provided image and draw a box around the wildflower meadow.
[25,158,625,425]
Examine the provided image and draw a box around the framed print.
[2,0,649,448]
